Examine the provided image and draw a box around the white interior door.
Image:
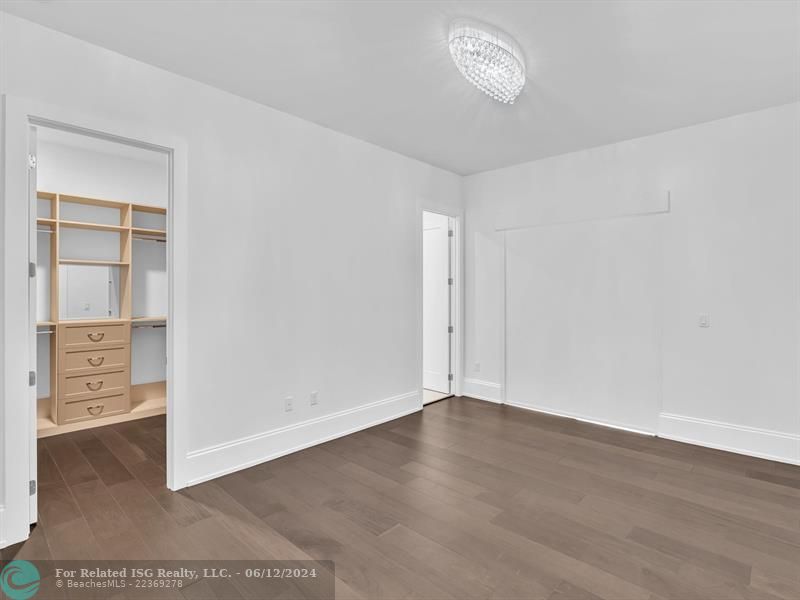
[423,211,451,394]
[28,125,38,524]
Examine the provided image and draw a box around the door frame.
[1,94,190,548]
[419,208,462,401]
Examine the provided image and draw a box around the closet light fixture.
[448,20,526,104]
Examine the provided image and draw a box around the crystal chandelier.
[448,20,526,104]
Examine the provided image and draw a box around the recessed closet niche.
[35,128,169,437]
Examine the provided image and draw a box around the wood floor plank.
[128,460,213,527]
[70,478,153,559]
[92,426,150,468]
[73,431,135,486]
[745,470,800,490]
[4,397,797,600]
[578,494,800,582]
[107,478,196,559]
[36,483,83,529]
[378,523,497,599]
[628,526,752,584]
[548,580,604,600]
[37,442,65,490]
[40,515,103,560]
[265,505,444,599]
[42,435,98,486]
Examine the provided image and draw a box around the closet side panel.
[132,235,167,385]
[132,328,167,384]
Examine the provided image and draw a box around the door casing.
[420,209,459,404]
[1,94,189,548]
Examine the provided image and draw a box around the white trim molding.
[184,390,421,486]
[462,378,503,403]
[504,400,656,437]
[658,413,800,465]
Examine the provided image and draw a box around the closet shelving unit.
[36,191,167,438]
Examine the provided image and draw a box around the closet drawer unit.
[60,322,130,349]
[59,393,129,424]
[61,345,130,376]
[60,369,129,402]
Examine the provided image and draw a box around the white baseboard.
[184,390,421,486]
[658,413,800,465]
[462,378,503,403]
[504,400,656,436]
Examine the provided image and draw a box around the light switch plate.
[698,314,710,328]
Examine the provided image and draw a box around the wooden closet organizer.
[37,191,167,438]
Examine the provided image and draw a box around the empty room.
[1,1,798,599]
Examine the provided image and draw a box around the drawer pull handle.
[87,404,104,416]
[86,380,104,391]
[87,356,105,367]
[87,332,105,342]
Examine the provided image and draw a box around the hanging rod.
[36,330,54,335]
[133,236,166,243]
[132,323,166,329]
[37,229,53,234]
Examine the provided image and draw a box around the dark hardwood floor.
[4,397,799,599]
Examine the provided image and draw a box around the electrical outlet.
[474,362,481,372]
[284,396,294,412]
[698,313,710,328]
[310,391,318,406]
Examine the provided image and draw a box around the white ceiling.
[4,0,799,175]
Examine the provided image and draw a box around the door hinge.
[448,373,454,382]
[448,325,454,333]
[448,229,454,237]
[29,370,36,386]
[448,278,453,285]
[28,154,37,169]
[29,262,36,278]
[29,480,37,496]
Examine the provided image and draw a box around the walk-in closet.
[34,128,169,437]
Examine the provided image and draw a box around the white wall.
[37,140,168,206]
[1,14,462,487]
[465,102,800,462]
[505,217,664,433]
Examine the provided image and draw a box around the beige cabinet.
[37,192,167,432]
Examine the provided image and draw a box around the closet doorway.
[3,96,188,546]
[28,125,171,522]
[422,211,456,405]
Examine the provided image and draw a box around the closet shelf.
[59,193,129,210]
[37,321,56,327]
[59,258,129,266]
[132,203,167,215]
[59,220,128,233]
[132,227,166,237]
[131,316,167,323]
[59,317,128,325]
[37,218,57,228]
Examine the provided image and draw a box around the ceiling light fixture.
[448,20,526,104]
